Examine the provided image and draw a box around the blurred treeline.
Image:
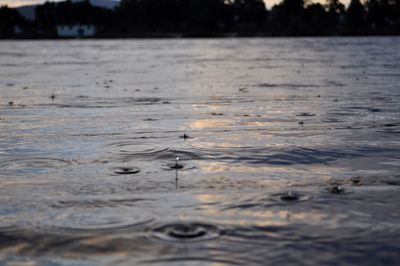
[1,0,400,38]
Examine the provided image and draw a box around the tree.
[280,0,305,15]
[35,0,112,32]
[232,0,267,25]
[326,0,345,30]
[35,2,57,31]
[366,0,390,27]
[270,0,305,34]
[347,0,366,28]
[304,3,329,34]
[0,6,26,35]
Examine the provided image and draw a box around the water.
[0,37,400,265]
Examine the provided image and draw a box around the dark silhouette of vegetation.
[365,0,400,33]
[347,0,366,30]
[115,0,267,35]
[0,0,399,38]
[35,0,113,33]
[326,0,345,31]
[0,6,27,36]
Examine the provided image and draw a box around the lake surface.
[0,37,399,265]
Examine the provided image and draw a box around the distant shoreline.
[2,32,400,40]
[3,0,400,41]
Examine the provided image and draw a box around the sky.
[1,0,349,9]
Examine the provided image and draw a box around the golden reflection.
[224,209,330,224]
[198,161,289,173]
[190,119,232,129]
[196,193,229,204]
[240,121,273,127]
[195,192,341,227]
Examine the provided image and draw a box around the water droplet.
[179,133,192,139]
[151,223,220,242]
[280,191,300,201]
[274,191,310,203]
[350,176,362,185]
[113,166,140,175]
[330,185,344,194]
[170,164,183,170]
[296,112,316,117]
[169,157,183,169]
[327,185,353,194]
[210,112,224,116]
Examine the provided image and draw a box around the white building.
[56,25,96,37]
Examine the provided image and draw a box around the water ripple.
[187,145,362,165]
[150,222,221,242]
[27,206,154,236]
[0,157,75,176]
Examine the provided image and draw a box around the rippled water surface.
[1,38,400,265]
